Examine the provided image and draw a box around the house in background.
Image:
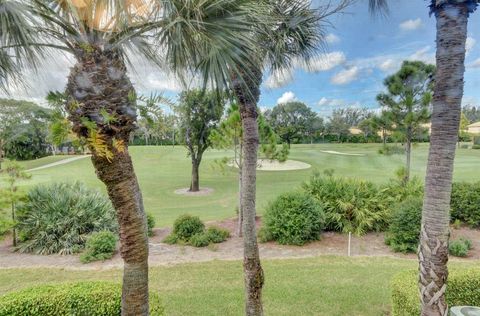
[468,122,480,135]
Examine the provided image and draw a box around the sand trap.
[229,159,311,171]
[174,187,214,196]
[320,150,365,156]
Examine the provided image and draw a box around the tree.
[462,105,480,122]
[458,112,470,145]
[266,101,319,146]
[136,94,173,146]
[371,1,479,314]
[230,1,349,314]
[377,61,435,182]
[210,103,289,236]
[326,109,355,141]
[0,161,30,247]
[369,112,392,146]
[1,1,256,314]
[177,90,225,192]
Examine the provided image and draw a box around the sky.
[4,0,480,118]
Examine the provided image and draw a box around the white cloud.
[400,18,423,31]
[331,66,359,85]
[317,97,347,107]
[302,52,346,73]
[326,33,340,44]
[264,68,294,89]
[378,59,398,72]
[277,91,296,104]
[409,46,435,64]
[466,37,476,55]
[469,58,480,68]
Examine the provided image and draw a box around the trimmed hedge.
[450,182,480,227]
[385,198,423,253]
[392,269,480,316]
[0,282,164,316]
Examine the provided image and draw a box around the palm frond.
[368,0,389,16]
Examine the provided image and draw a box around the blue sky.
[259,0,480,117]
[4,1,480,119]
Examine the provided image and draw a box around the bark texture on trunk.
[419,3,470,315]
[190,159,200,192]
[65,47,149,316]
[233,66,264,316]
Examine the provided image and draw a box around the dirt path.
[27,155,91,172]
[1,219,478,270]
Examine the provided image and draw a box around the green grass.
[0,256,477,315]
[7,143,480,227]
[8,155,80,171]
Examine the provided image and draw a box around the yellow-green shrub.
[391,269,480,316]
[0,282,164,316]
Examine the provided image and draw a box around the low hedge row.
[0,282,164,316]
[391,269,480,315]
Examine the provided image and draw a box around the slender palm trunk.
[405,131,412,183]
[190,158,200,192]
[66,48,149,316]
[418,3,470,315]
[11,201,16,247]
[233,67,264,316]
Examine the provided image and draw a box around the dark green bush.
[261,191,325,245]
[147,213,156,237]
[473,144,480,149]
[449,238,472,258]
[0,282,164,316]
[385,198,423,253]
[172,214,205,241]
[378,145,405,156]
[205,226,230,243]
[451,182,480,227]
[80,231,117,263]
[17,182,117,255]
[302,173,388,235]
[189,233,211,247]
[391,269,480,316]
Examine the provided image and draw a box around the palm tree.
[371,1,478,315]
[231,1,350,314]
[1,1,255,315]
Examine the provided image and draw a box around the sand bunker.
[320,150,365,156]
[229,159,311,171]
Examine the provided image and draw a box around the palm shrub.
[80,231,117,263]
[302,173,389,235]
[147,213,156,237]
[385,197,423,253]
[17,182,117,255]
[449,238,473,258]
[163,215,229,247]
[450,182,480,227]
[259,191,325,245]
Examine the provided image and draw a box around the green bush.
[261,192,325,245]
[189,233,211,247]
[385,198,423,253]
[0,282,164,316]
[172,214,205,241]
[147,213,156,237]
[451,182,480,227]
[80,231,117,263]
[449,238,472,258]
[473,144,480,149]
[16,182,117,255]
[205,226,230,243]
[391,269,480,316]
[378,145,405,156]
[162,233,179,245]
[302,173,388,235]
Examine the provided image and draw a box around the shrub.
[473,144,480,149]
[378,145,405,156]
[189,233,211,247]
[451,182,480,227]
[172,214,205,241]
[147,213,156,237]
[205,226,230,243]
[391,269,480,316]
[0,282,164,316]
[449,238,472,258]
[261,192,325,245]
[385,198,423,253]
[162,233,179,245]
[16,182,117,255]
[302,173,389,235]
[80,231,117,263]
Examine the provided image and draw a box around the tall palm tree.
[232,1,350,314]
[1,1,255,315]
[370,1,478,315]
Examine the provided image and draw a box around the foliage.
[0,282,164,316]
[385,198,423,253]
[80,231,117,264]
[204,226,230,244]
[449,238,472,258]
[380,169,424,204]
[391,269,480,316]
[189,233,211,247]
[163,215,229,247]
[167,215,205,242]
[147,213,156,237]
[450,182,480,227]
[16,182,117,255]
[302,173,389,235]
[463,105,480,123]
[378,145,405,156]
[260,191,325,245]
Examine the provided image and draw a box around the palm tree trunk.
[418,3,470,315]
[65,48,149,316]
[405,133,412,183]
[233,67,264,316]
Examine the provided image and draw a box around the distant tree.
[177,90,225,192]
[459,112,470,145]
[266,102,318,147]
[377,61,435,182]
[136,94,173,146]
[305,117,324,144]
[326,109,351,141]
[0,161,30,247]
[462,105,480,123]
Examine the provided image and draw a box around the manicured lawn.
[7,143,480,227]
[10,155,80,171]
[0,256,477,315]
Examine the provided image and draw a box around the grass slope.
[11,143,480,227]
